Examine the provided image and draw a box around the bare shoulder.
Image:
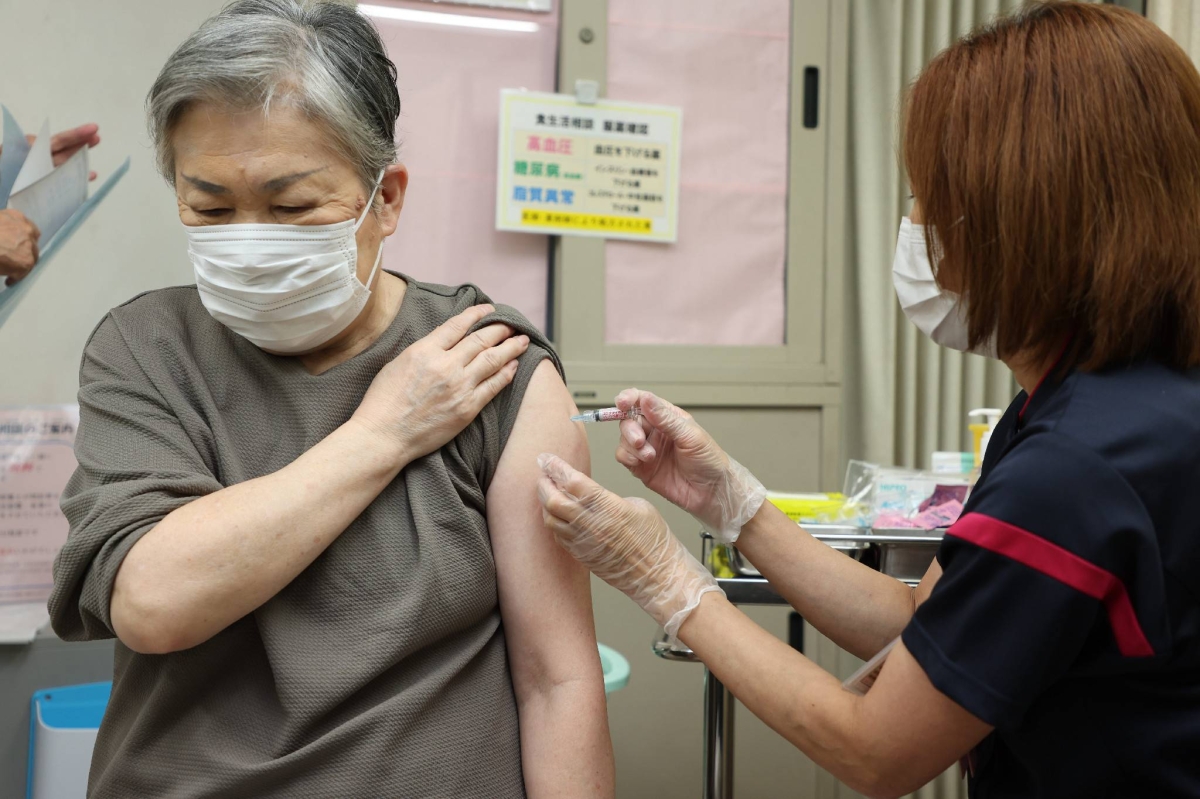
[517,360,576,424]
[495,360,588,480]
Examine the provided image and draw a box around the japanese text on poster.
[0,405,78,642]
[496,90,682,243]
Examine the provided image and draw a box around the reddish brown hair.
[904,2,1200,370]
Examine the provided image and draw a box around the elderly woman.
[48,2,613,797]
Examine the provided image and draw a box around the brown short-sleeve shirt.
[49,276,559,798]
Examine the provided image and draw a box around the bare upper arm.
[486,360,600,697]
[912,558,944,611]
[855,639,993,797]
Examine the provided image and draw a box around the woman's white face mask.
[184,171,385,355]
[891,216,995,357]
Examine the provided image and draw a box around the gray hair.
[147,0,400,191]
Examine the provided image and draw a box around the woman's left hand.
[537,453,723,639]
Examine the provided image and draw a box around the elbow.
[842,757,940,799]
[110,583,202,655]
[812,725,935,799]
[853,775,908,799]
[907,584,921,618]
[513,669,597,709]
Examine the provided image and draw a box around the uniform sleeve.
[49,315,224,641]
[903,432,1164,728]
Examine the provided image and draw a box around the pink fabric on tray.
[604,0,791,345]
[875,500,965,530]
[369,0,558,329]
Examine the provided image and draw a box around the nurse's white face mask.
[891,216,995,357]
[185,171,386,355]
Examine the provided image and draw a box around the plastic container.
[765,492,847,523]
[931,451,974,475]
[598,644,630,694]
[27,682,111,799]
[969,408,1003,467]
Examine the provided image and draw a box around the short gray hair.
[147,0,400,191]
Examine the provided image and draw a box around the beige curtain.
[842,2,1094,797]
[844,0,1032,473]
[1147,0,1200,57]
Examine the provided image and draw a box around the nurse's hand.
[0,210,40,285]
[612,389,767,543]
[538,453,722,640]
[352,304,530,463]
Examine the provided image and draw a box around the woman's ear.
[376,163,409,236]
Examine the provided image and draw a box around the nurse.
[538,4,1200,798]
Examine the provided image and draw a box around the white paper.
[8,146,88,246]
[842,637,900,696]
[0,406,79,644]
[0,602,51,644]
[0,105,32,208]
[0,157,129,328]
[9,118,53,196]
[495,89,683,243]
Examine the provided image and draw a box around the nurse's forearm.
[110,419,408,654]
[735,503,917,660]
[678,593,990,798]
[677,593,885,793]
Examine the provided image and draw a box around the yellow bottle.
[968,408,1003,468]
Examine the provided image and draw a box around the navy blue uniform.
[903,360,1200,798]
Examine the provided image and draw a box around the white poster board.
[496,89,682,243]
[0,405,78,643]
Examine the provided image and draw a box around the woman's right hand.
[613,389,767,544]
[352,304,530,463]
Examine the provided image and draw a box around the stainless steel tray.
[870,527,945,584]
[726,525,945,585]
[727,524,866,577]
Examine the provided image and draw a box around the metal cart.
[652,526,945,799]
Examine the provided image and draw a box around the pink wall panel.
[368,1,558,329]
[605,0,790,346]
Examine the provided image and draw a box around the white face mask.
[891,216,995,357]
[185,174,385,355]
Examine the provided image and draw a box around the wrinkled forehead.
[170,100,357,190]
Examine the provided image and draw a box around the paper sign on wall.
[0,405,78,643]
[496,89,682,243]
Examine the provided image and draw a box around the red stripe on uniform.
[948,513,1155,657]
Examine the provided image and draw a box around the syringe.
[570,407,642,424]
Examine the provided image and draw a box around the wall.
[0,0,231,405]
[0,3,227,795]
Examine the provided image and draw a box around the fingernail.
[537,453,552,470]
[519,335,530,345]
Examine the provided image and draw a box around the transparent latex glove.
[538,453,723,641]
[612,389,767,544]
